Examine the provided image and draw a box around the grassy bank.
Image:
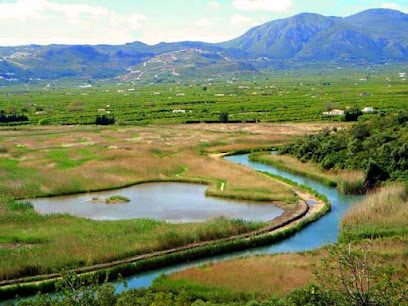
[249,152,366,194]
[340,184,408,241]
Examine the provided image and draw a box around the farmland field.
[1,70,407,126]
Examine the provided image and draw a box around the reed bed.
[167,254,318,296]
[0,124,322,284]
[340,184,408,241]
[336,170,366,194]
[0,197,265,281]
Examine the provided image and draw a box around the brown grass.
[341,184,408,237]
[166,122,348,136]
[0,124,312,200]
[262,154,338,182]
[169,254,318,296]
[336,170,366,194]
[168,236,408,296]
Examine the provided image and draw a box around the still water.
[30,182,283,222]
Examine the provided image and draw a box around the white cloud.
[208,1,221,9]
[381,3,408,13]
[195,17,212,27]
[140,24,234,44]
[230,14,253,25]
[0,0,148,46]
[128,14,149,30]
[230,14,268,28]
[233,0,293,12]
[0,0,109,20]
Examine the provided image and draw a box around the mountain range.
[0,8,407,82]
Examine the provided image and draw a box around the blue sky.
[0,0,407,46]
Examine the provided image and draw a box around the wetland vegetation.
[0,72,407,305]
[0,123,317,286]
[91,195,130,204]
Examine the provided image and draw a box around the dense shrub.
[344,106,363,122]
[219,112,229,123]
[38,118,51,126]
[96,115,115,125]
[279,114,408,188]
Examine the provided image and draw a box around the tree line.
[0,110,28,123]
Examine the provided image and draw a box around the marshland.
[1,2,408,303]
[0,75,407,305]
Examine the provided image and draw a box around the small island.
[91,195,130,204]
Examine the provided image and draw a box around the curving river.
[2,153,364,303]
[114,154,363,292]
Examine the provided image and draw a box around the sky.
[0,0,407,46]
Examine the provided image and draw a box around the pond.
[29,182,284,223]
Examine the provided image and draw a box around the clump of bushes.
[38,118,51,126]
[0,110,29,123]
[344,106,363,122]
[0,145,7,154]
[67,100,85,112]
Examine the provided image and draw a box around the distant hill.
[221,9,408,62]
[0,9,407,82]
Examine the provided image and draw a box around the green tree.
[344,107,363,122]
[365,160,389,189]
[219,112,229,123]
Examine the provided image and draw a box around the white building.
[362,107,374,113]
[172,109,186,114]
[323,109,345,116]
